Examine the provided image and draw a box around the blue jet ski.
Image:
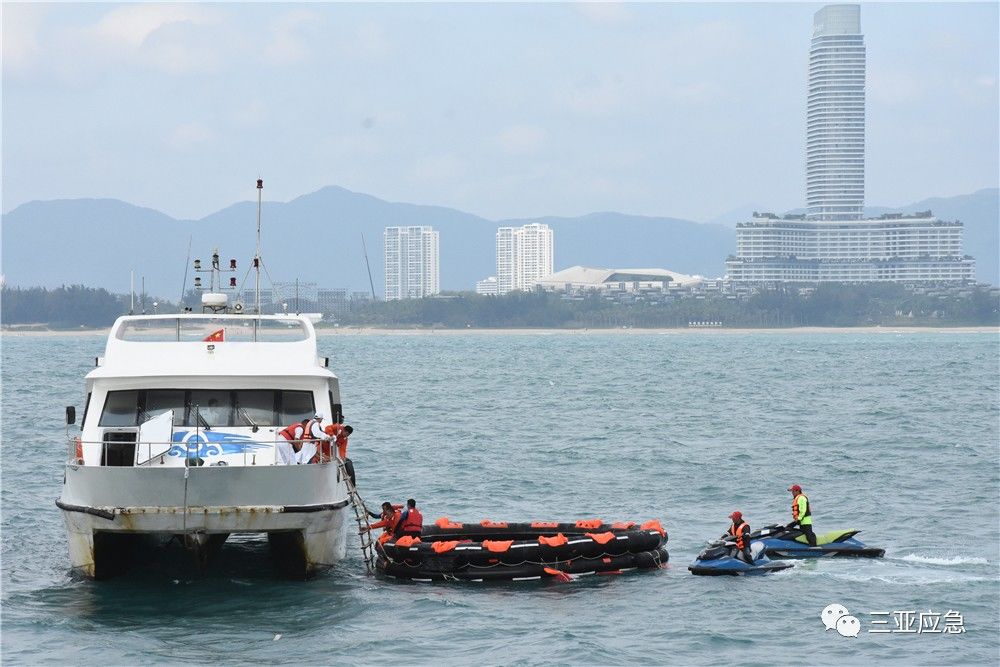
[750,524,885,559]
[688,541,793,576]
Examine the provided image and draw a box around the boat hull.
[58,462,350,579]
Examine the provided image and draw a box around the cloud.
[408,153,468,187]
[232,100,270,128]
[559,73,627,116]
[4,4,227,83]
[93,4,218,49]
[351,21,391,59]
[575,3,631,25]
[869,67,926,105]
[264,9,319,65]
[165,121,214,151]
[1,3,49,77]
[493,125,548,155]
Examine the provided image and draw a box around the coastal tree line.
[341,284,999,329]
[2,283,997,329]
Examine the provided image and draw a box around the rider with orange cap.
[724,511,753,563]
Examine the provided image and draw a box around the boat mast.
[255,178,263,317]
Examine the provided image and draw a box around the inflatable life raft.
[376,518,669,582]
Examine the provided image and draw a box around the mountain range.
[2,186,997,297]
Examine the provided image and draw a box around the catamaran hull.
[58,463,350,579]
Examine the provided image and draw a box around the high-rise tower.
[496,223,554,294]
[806,4,866,220]
[384,226,440,300]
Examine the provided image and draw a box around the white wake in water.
[898,554,990,566]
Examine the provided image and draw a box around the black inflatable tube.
[381,529,664,566]
[378,548,669,582]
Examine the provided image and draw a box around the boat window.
[99,390,140,426]
[235,390,276,427]
[278,391,315,425]
[189,390,232,427]
[80,392,92,429]
[116,317,309,342]
[144,390,186,426]
[97,389,315,428]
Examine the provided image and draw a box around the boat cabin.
[71,314,341,468]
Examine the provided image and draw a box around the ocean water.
[2,331,998,665]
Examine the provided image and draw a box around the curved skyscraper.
[806,4,866,220]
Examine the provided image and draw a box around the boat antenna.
[361,233,376,301]
[179,235,192,310]
[255,178,263,316]
[129,270,135,315]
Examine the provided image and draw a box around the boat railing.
[66,436,340,468]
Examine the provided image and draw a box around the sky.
[2,2,997,223]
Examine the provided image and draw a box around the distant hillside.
[1,186,732,295]
[2,186,995,295]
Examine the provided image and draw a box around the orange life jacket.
[792,493,811,521]
[729,520,749,550]
[370,509,401,533]
[399,507,423,534]
[278,421,309,450]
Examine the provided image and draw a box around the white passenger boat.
[58,313,352,578]
[57,180,359,579]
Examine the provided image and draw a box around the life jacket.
[279,420,318,452]
[792,493,812,524]
[300,419,320,442]
[398,507,423,534]
[729,520,749,550]
[371,509,401,533]
[278,419,309,440]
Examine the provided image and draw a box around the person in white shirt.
[275,415,332,464]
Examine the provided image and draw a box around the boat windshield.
[116,317,309,342]
[98,389,316,427]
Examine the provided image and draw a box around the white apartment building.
[726,213,975,283]
[475,276,499,296]
[496,223,554,294]
[807,4,866,221]
[384,226,440,300]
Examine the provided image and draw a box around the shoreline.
[2,325,997,337]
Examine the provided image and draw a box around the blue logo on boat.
[168,431,272,458]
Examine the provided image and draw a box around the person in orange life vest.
[367,502,402,544]
[276,414,331,465]
[394,498,423,538]
[788,484,817,546]
[316,423,354,462]
[723,511,754,563]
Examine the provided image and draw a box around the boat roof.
[87,314,335,380]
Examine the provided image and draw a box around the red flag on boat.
[203,329,225,342]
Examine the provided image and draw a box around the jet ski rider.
[725,511,753,563]
[788,484,817,546]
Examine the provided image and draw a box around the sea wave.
[898,554,990,566]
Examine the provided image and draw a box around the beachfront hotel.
[496,223,554,294]
[384,226,441,300]
[726,4,975,284]
[727,212,975,282]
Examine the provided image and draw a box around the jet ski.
[750,524,885,559]
[688,541,793,576]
